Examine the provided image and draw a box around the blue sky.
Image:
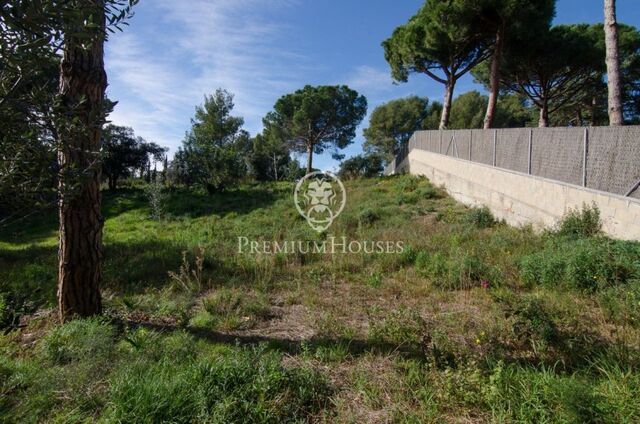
[105,0,640,172]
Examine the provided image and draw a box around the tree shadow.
[163,185,281,219]
[119,318,429,361]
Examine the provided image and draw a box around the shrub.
[368,306,425,346]
[556,203,602,238]
[415,250,500,290]
[519,238,640,291]
[465,206,495,229]
[40,318,115,364]
[508,296,559,349]
[145,181,166,220]
[358,208,380,226]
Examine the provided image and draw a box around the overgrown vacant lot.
[1,175,640,423]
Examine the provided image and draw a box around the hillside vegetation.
[1,175,639,422]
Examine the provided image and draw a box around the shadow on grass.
[121,318,430,361]
[163,185,281,219]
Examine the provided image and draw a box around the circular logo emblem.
[294,171,346,232]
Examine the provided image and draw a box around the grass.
[1,175,639,422]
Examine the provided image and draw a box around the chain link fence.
[385,126,640,199]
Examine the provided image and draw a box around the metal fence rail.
[384,126,640,199]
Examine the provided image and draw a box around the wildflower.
[480,280,490,289]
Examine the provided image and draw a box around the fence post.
[493,130,497,167]
[528,129,533,175]
[582,128,588,187]
[469,130,473,161]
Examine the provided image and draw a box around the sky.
[105,0,640,172]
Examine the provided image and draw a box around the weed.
[556,203,602,238]
[465,206,496,229]
[168,247,207,293]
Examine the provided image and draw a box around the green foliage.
[448,91,488,129]
[485,24,605,126]
[508,295,559,348]
[247,130,292,182]
[368,306,425,345]
[519,237,640,291]
[102,125,166,190]
[415,249,500,290]
[363,96,431,161]
[107,348,331,423]
[556,203,602,238]
[264,85,367,172]
[39,318,115,364]
[173,89,248,193]
[193,288,271,331]
[465,206,496,229]
[338,154,384,179]
[144,182,166,220]
[383,0,490,127]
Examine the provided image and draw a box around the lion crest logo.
[294,171,346,232]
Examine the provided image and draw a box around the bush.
[508,296,559,349]
[519,238,640,291]
[40,318,115,364]
[338,154,384,179]
[358,208,380,226]
[465,206,495,229]
[556,203,602,238]
[415,250,501,290]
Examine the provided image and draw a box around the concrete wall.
[399,149,640,241]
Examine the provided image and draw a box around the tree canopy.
[363,96,431,163]
[102,125,166,190]
[263,85,367,174]
[383,0,491,129]
[175,89,248,193]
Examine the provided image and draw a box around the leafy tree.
[448,91,487,129]
[264,85,367,174]
[475,24,605,127]
[604,0,623,125]
[0,0,137,320]
[249,128,291,182]
[422,101,443,130]
[472,0,555,128]
[177,89,248,193]
[102,125,166,190]
[383,0,490,129]
[0,55,59,221]
[363,96,430,163]
[448,91,535,129]
[338,154,384,180]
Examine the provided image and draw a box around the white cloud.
[105,0,308,155]
[344,65,394,98]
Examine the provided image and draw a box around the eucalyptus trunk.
[604,0,624,125]
[57,3,106,321]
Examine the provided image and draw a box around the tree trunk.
[604,0,624,125]
[483,28,504,130]
[439,78,456,130]
[272,154,279,181]
[57,3,106,322]
[538,101,549,127]
[108,175,117,191]
[306,144,313,174]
